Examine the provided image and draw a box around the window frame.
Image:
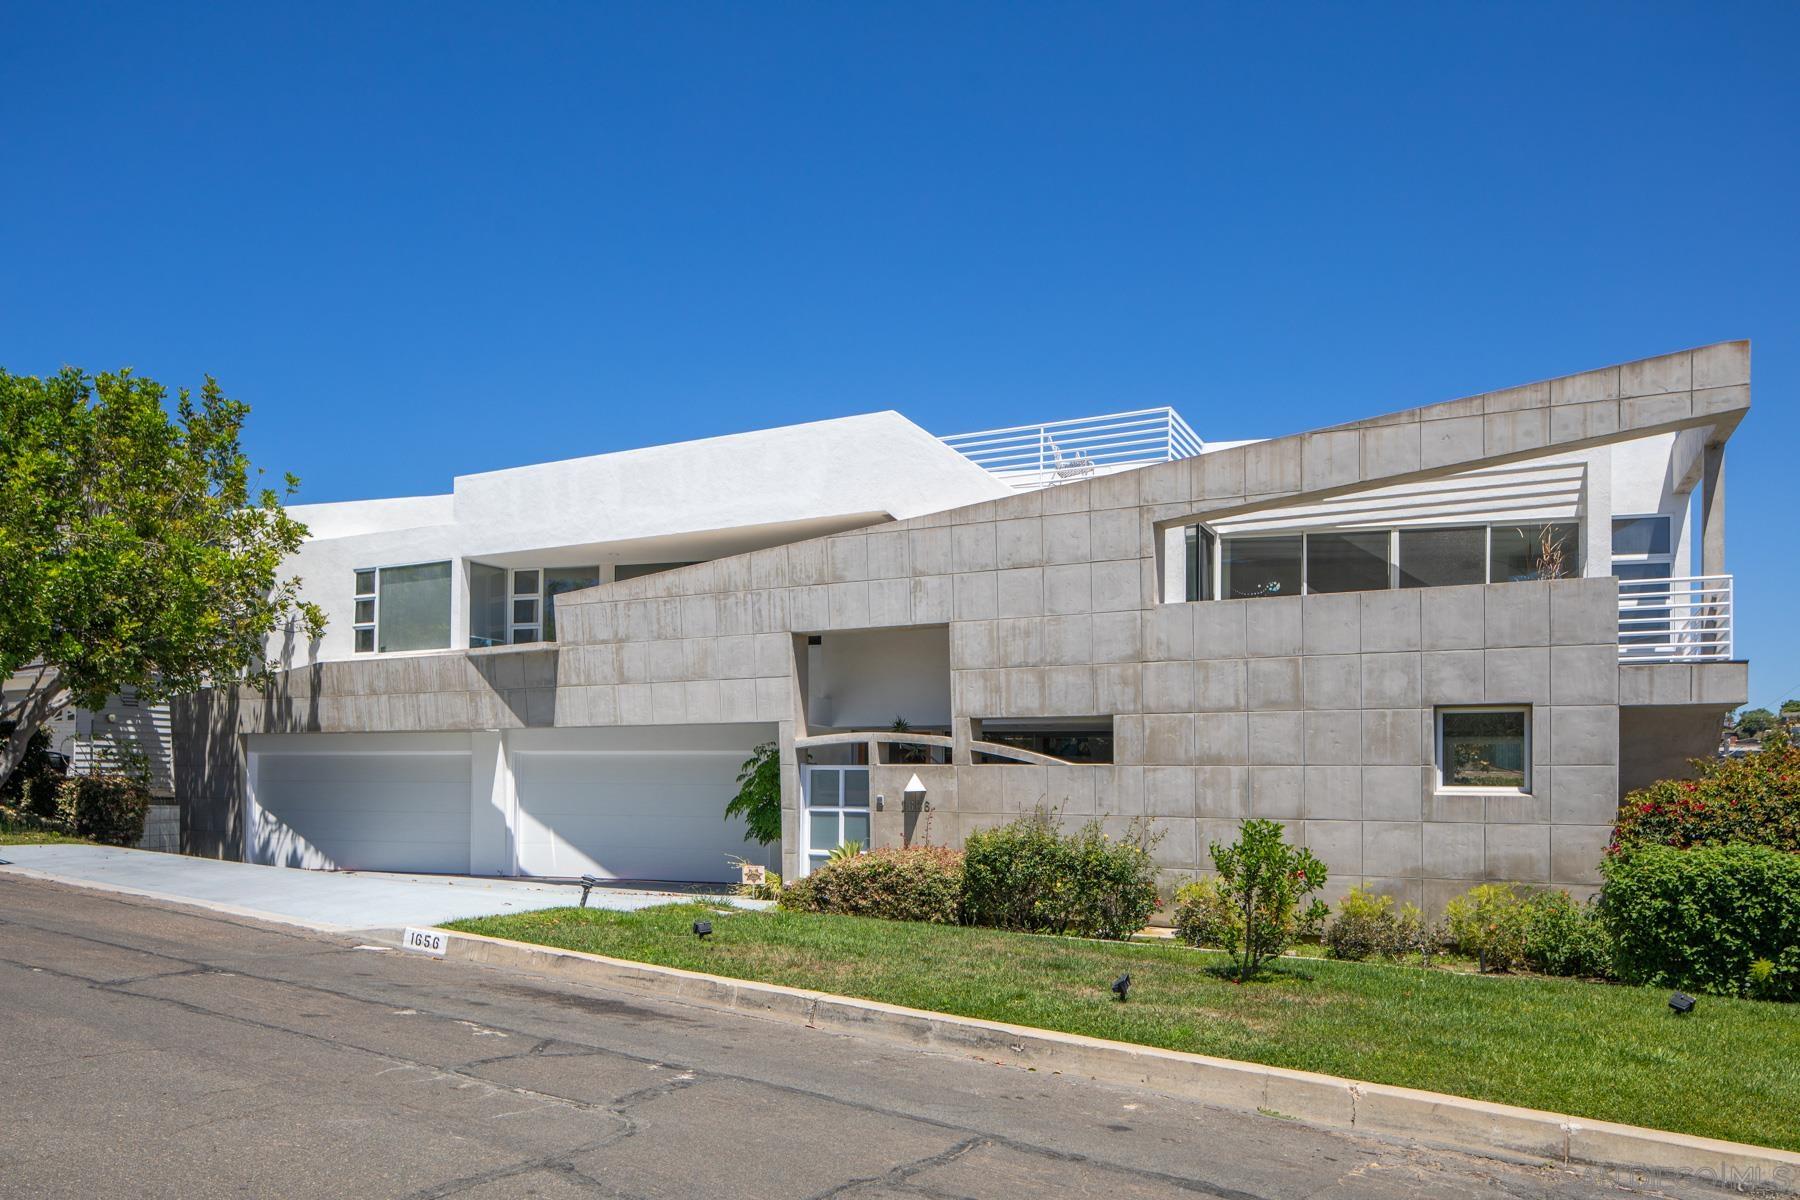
[351,560,452,655]
[1435,705,1533,795]
[510,568,542,644]
[1205,520,1586,601]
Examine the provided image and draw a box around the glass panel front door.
[802,765,870,875]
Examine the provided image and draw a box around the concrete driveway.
[0,844,758,932]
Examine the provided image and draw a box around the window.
[1612,516,1672,557]
[354,562,452,653]
[1306,531,1390,594]
[1613,516,1675,648]
[1490,523,1580,583]
[468,563,508,648]
[1223,535,1302,599]
[614,562,698,582]
[1398,526,1486,588]
[542,566,601,641]
[1437,708,1530,792]
[1183,525,1215,602]
[802,766,871,875]
[353,570,377,653]
[1196,520,1584,603]
[511,569,542,643]
[975,719,1114,763]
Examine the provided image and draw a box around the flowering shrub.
[1206,819,1328,979]
[1609,731,1800,855]
[778,846,963,923]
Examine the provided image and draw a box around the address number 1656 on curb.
[401,927,448,957]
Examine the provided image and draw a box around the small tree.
[726,742,781,845]
[1208,819,1327,981]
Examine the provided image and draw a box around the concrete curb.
[440,928,1800,1195]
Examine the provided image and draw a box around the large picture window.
[1305,531,1390,594]
[1437,708,1530,792]
[1398,526,1486,588]
[1223,535,1302,599]
[1200,521,1589,601]
[1490,522,1581,583]
[353,562,452,654]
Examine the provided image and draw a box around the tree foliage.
[0,367,324,787]
[1736,707,1778,737]
[726,742,782,845]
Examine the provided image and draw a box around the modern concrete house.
[173,343,1749,911]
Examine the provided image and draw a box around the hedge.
[1599,843,1800,1000]
[778,846,963,923]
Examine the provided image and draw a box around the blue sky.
[4,3,1796,706]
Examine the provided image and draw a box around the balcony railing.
[1617,574,1733,661]
[941,407,1203,490]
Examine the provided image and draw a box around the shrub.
[1171,877,1232,948]
[1443,883,1531,971]
[1324,886,1426,962]
[778,845,963,923]
[56,774,149,846]
[1060,820,1161,940]
[1,727,65,822]
[961,811,1160,939]
[1520,889,1613,977]
[1206,818,1327,980]
[1610,733,1800,855]
[1599,843,1800,1000]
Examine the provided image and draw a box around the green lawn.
[0,818,90,845]
[446,902,1800,1152]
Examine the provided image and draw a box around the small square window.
[513,569,540,596]
[1438,708,1530,792]
[354,627,375,654]
[354,569,376,597]
[354,598,375,624]
[513,598,539,624]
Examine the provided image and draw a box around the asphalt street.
[0,873,1754,1199]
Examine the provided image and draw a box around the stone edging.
[438,928,1799,1195]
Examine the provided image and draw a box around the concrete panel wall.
[169,342,1750,908]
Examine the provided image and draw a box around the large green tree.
[0,368,325,788]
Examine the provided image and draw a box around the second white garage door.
[513,750,760,883]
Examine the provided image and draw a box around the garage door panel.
[515,751,755,883]
[253,751,471,874]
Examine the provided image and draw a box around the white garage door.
[251,751,471,873]
[514,751,755,883]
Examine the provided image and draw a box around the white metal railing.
[1617,574,1733,661]
[941,407,1203,489]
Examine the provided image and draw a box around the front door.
[801,765,871,876]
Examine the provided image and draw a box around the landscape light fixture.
[1111,974,1131,1002]
[1669,991,1696,1015]
[692,920,713,939]
[578,874,604,908]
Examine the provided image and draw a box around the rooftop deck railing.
[1618,574,1733,662]
[941,407,1203,489]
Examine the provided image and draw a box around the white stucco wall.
[807,627,952,732]
[277,412,1012,664]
